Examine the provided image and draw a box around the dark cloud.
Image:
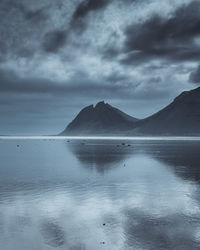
[0,0,48,23]
[0,67,169,108]
[106,1,200,64]
[0,68,60,94]
[70,0,111,32]
[24,8,48,23]
[106,71,130,83]
[0,68,137,100]
[72,0,109,19]
[42,30,68,53]
[71,0,136,23]
[189,65,200,84]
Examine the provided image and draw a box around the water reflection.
[0,139,200,249]
[144,141,200,183]
[124,209,200,250]
[67,140,134,173]
[68,139,200,183]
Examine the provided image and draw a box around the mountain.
[60,87,200,136]
[133,87,200,135]
[60,101,139,135]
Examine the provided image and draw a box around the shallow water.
[0,138,200,250]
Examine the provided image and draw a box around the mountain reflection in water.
[67,140,134,173]
[0,138,200,250]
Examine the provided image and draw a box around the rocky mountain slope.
[60,101,139,135]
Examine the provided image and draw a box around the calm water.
[0,138,200,250]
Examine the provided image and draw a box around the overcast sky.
[0,0,200,135]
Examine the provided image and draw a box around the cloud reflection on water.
[0,139,200,249]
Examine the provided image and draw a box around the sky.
[0,0,200,135]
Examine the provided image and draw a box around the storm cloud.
[72,0,109,19]
[42,30,68,53]
[0,0,199,134]
[119,1,200,64]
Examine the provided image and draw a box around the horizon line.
[1,136,200,141]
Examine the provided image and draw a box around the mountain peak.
[95,101,105,108]
[60,101,138,135]
[94,101,110,110]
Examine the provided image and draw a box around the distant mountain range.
[60,87,200,136]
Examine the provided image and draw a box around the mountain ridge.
[60,87,200,136]
[133,86,200,135]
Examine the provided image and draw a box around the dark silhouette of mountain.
[134,87,200,135]
[60,87,200,136]
[60,101,139,135]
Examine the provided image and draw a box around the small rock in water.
[103,223,106,226]
[122,143,125,146]
[100,242,105,244]
[17,145,19,147]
